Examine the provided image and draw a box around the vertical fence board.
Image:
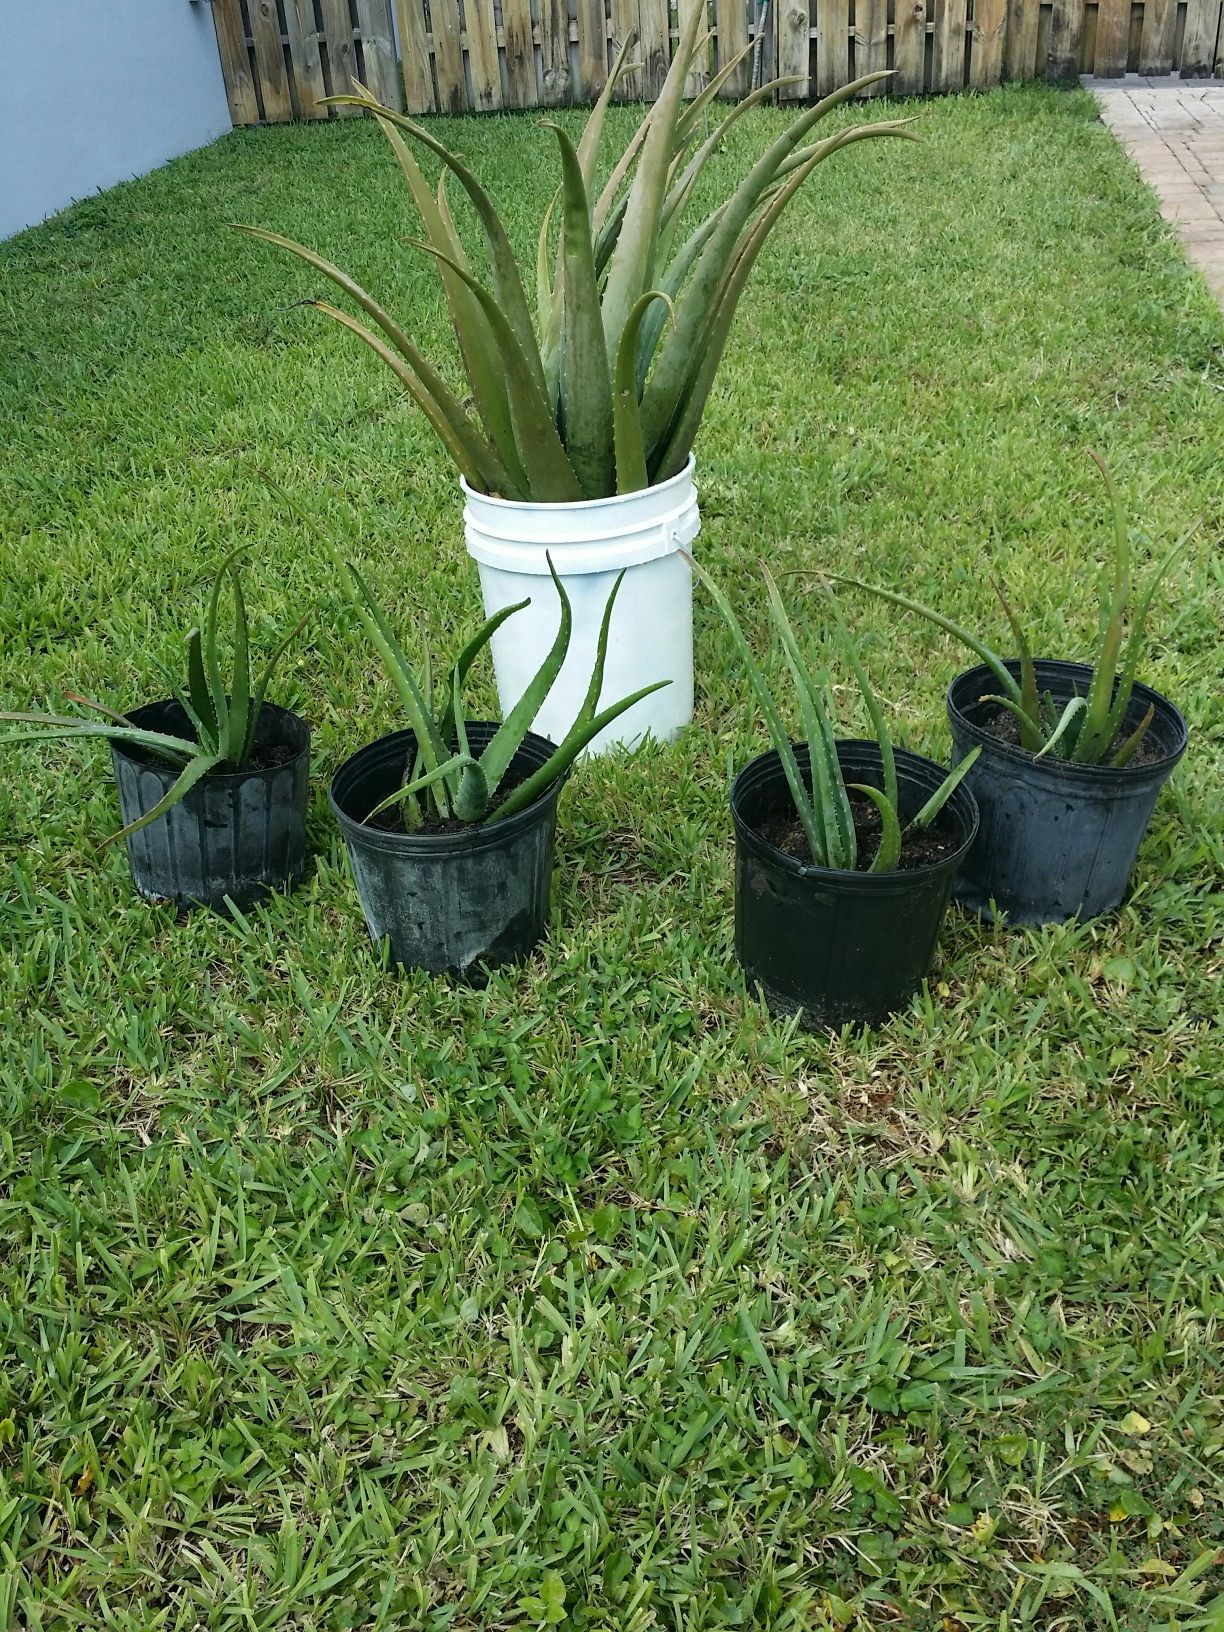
[395,0,437,109]
[284,0,328,115]
[1181,0,1223,72]
[894,0,929,90]
[1044,0,1084,76]
[463,0,505,107]
[249,0,293,119]
[1092,0,1130,70]
[611,0,642,93]
[969,0,1008,83]
[1138,0,1176,69]
[935,0,969,85]
[815,0,849,93]
[429,0,467,109]
[716,0,751,92]
[576,0,611,96]
[353,0,403,105]
[854,0,889,88]
[1004,0,1041,74]
[213,0,260,123]
[503,0,540,104]
[318,0,360,103]
[778,0,811,95]
[753,0,779,89]
[680,0,713,92]
[538,0,574,100]
[637,0,671,94]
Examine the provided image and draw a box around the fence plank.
[503,0,539,105]
[1138,0,1176,71]
[716,0,751,93]
[969,0,1007,83]
[539,0,575,101]
[318,0,359,105]
[576,0,610,97]
[752,0,778,90]
[894,0,928,92]
[934,0,968,87]
[353,0,403,106]
[1181,0,1223,74]
[284,0,328,116]
[1092,0,1130,72]
[611,0,642,94]
[463,0,504,108]
[212,0,260,124]
[428,0,466,109]
[637,0,671,95]
[777,0,810,97]
[1004,0,1041,76]
[394,0,437,110]
[249,0,293,120]
[1044,0,1084,77]
[680,0,713,94]
[854,0,888,90]
[815,0,849,94]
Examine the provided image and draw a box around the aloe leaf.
[674,38,756,144]
[823,582,897,816]
[638,78,900,452]
[322,97,547,402]
[685,552,826,867]
[614,291,674,494]
[1105,521,1195,745]
[1109,703,1155,767]
[543,122,615,499]
[489,679,672,822]
[1076,453,1133,763]
[600,0,706,370]
[311,299,510,494]
[909,746,980,828]
[102,752,224,846]
[435,597,531,744]
[454,758,491,822]
[991,577,1042,753]
[226,560,252,764]
[1033,695,1088,760]
[478,555,575,791]
[820,574,1023,705]
[201,553,233,758]
[185,629,218,747]
[406,239,584,503]
[593,99,654,236]
[761,566,841,867]
[661,76,806,242]
[366,752,474,820]
[848,782,901,874]
[250,609,309,736]
[635,204,726,395]
[0,715,197,762]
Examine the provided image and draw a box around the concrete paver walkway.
[1084,76,1224,308]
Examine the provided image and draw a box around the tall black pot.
[731,740,979,1031]
[329,723,561,979]
[947,660,1187,924]
[110,699,310,912]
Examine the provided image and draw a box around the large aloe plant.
[236,14,916,501]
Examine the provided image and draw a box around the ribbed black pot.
[731,740,979,1031]
[329,723,561,980]
[947,660,1188,925]
[110,700,309,912]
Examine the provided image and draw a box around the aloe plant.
[344,554,667,826]
[690,557,978,871]
[827,452,1196,768]
[0,549,306,843]
[235,15,916,502]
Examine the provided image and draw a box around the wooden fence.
[211,0,1224,123]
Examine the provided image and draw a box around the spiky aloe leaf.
[661,76,805,242]
[991,577,1042,753]
[822,574,1023,705]
[684,552,826,867]
[407,239,584,503]
[542,122,615,499]
[311,299,511,494]
[1032,695,1088,760]
[600,0,706,370]
[0,715,196,762]
[1104,521,1195,746]
[635,204,727,396]
[848,782,901,874]
[1109,703,1155,767]
[201,551,233,760]
[614,291,674,494]
[673,38,756,144]
[227,559,252,764]
[435,597,531,746]
[1076,450,1132,763]
[476,555,577,792]
[249,610,309,742]
[185,628,218,748]
[367,752,477,821]
[103,751,224,847]
[910,746,980,828]
[823,581,897,818]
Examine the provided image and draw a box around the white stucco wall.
[0,0,232,239]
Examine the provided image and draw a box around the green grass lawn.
[2,82,1223,1630]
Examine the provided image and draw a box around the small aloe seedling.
[347,556,667,826]
[828,451,1195,767]
[689,557,977,871]
[0,549,306,842]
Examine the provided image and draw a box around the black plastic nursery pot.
[110,700,310,913]
[329,723,561,980]
[947,660,1188,925]
[731,740,979,1032]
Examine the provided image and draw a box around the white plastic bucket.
[462,457,699,755]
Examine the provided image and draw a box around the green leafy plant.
[344,555,667,826]
[690,556,978,871]
[0,549,305,843]
[235,13,916,502]
[827,452,1195,767]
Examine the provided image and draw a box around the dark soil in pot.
[329,723,561,981]
[730,739,979,1032]
[947,660,1187,925]
[110,699,310,913]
